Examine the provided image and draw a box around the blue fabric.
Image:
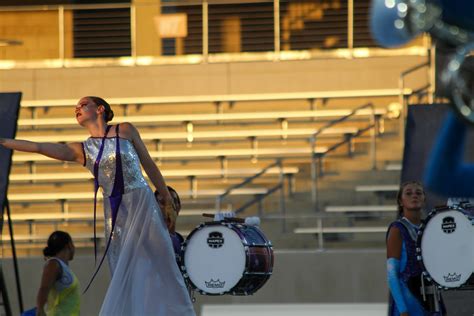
[170,232,184,266]
[387,258,408,313]
[21,308,36,316]
[424,111,474,197]
[387,221,427,316]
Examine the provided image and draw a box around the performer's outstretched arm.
[0,138,84,165]
[424,111,474,196]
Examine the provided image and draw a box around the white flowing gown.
[83,136,196,316]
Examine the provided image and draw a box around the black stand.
[0,263,12,316]
[1,198,23,315]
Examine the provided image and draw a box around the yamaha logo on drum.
[441,216,456,233]
[205,279,225,289]
[207,231,224,248]
[443,273,461,283]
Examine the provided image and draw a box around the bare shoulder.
[118,122,140,142]
[386,225,402,258]
[387,225,401,240]
[43,259,61,273]
[118,122,137,135]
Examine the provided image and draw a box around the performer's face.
[67,241,75,260]
[399,183,425,211]
[75,97,99,125]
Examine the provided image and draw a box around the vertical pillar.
[133,0,162,56]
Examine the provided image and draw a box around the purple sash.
[84,124,125,293]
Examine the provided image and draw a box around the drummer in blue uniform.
[386,181,445,316]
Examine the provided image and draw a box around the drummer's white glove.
[214,211,236,221]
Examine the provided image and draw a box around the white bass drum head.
[420,210,474,288]
[183,224,246,294]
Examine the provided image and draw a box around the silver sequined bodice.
[83,137,148,196]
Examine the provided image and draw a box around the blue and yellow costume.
[45,258,80,316]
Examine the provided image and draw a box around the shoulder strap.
[84,124,125,294]
[92,125,112,263]
[397,218,418,242]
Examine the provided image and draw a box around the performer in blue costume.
[386,181,445,316]
[424,110,474,196]
[0,96,195,315]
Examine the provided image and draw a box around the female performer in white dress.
[0,96,195,316]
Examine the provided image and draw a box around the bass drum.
[417,206,474,288]
[181,221,273,295]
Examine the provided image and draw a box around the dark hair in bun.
[43,231,72,257]
[87,96,114,122]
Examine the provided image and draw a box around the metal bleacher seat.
[355,185,398,193]
[20,89,411,109]
[325,205,397,212]
[17,109,386,128]
[12,146,329,163]
[294,226,387,234]
[9,167,299,182]
[8,188,269,203]
[20,127,359,143]
[385,163,402,171]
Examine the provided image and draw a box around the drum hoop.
[416,205,473,289]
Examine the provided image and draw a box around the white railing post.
[273,0,280,61]
[202,0,209,63]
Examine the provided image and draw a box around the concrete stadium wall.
[3,248,472,315]
[2,249,387,316]
[0,56,427,100]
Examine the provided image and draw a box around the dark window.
[73,8,131,58]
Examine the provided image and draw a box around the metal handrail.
[310,102,376,204]
[215,158,287,230]
[215,102,375,211]
[216,161,279,204]
[309,102,377,247]
[216,102,379,234]
[398,60,431,140]
[0,1,429,68]
[234,182,282,214]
